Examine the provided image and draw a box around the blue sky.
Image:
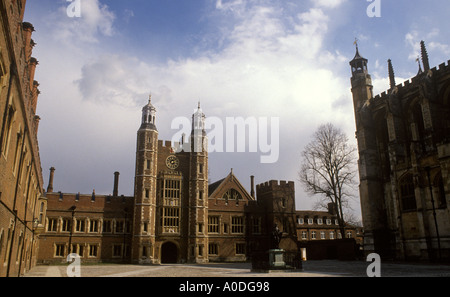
[24,0,450,219]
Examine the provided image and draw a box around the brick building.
[0,0,46,277]
[350,41,450,260]
[37,100,304,265]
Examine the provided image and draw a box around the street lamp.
[68,206,77,257]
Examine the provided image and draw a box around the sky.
[24,0,450,219]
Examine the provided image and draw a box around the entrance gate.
[161,242,178,264]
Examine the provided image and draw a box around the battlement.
[158,140,180,150]
[256,180,295,193]
[373,59,450,103]
[45,192,134,212]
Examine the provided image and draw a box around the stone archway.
[161,242,178,264]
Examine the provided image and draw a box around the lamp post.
[425,167,442,260]
[68,206,77,258]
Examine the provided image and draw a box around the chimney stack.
[250,175,255,198]
[47,167,55,193]
[113,172,120,197]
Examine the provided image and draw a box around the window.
[208,216,220,234]
[75,219,85,232]
[317,218,323,225]
[89,245,98,258]
[1,105,15,157]
[208,243,218,255]
[71,244,84,257]
[326,219,332,225]
[400,174,417,211]
[55,244,65,257]
[320,231,326,240]
[301,231,307,240]
[330,231,335,240]
[116,220,124,233]
[251,217,261,234]
[198,223,203,234]
[89,220,99,233]
[307,218,313,225]
[231,217,244,234]
[297,217,304,225]
[47,218,58,232]
[346,231,353,239]
[311,231,317,240]
[62,219,72,233]
[222,189,242,203]
[39,202,45,225]
[103,220,112,233]
[235,243,246,255]
[161,207,180,233]
[223,223,228,234]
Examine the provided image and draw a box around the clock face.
[166,155,179,170]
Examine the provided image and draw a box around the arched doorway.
[161,242,178,264]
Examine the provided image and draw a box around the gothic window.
[399,174,417,212]
[410,103,426,146]
[374,111,391,180]
[1,104,15,158]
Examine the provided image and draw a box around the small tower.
[349,40,372,113]
[350,44,392,258]
[188,102,209,263]
[132,95,159,264]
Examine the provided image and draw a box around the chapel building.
[350,41,450,261]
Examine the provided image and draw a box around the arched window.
[410,103,426,144]
[399,174,417,212]
[374,111,391,180]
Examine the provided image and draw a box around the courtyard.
[23,260,450,278]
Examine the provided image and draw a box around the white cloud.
[312,0,347,9]
[33,1,358,213]
[49,0,115,44]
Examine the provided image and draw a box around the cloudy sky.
[24,0,450,217]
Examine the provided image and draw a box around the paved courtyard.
[23,260,450,278]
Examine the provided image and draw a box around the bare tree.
[299,123,357,238]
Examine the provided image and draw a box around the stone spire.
[388,59,396,90]
[421,40,430,72]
